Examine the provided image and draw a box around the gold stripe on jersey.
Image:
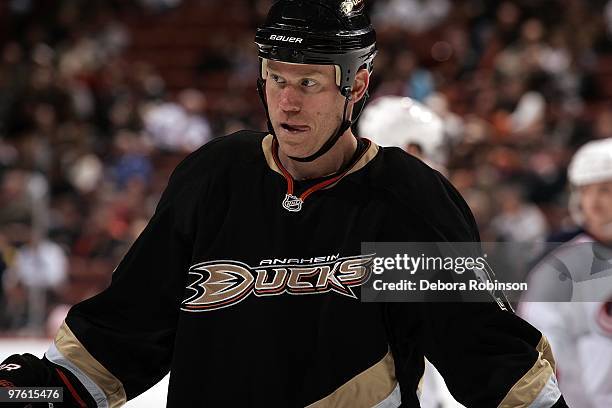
[262,134,282,175]
[344,138,379,176]
[497,335,557,408]
[55,322,127,407]
[322,140,379,191]
[261,134,380,180]
[538,334,556,373]
[305,350,397,408]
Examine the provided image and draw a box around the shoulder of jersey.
[371,145,443,193]
[170,130,268,182]
[371,145,478,241]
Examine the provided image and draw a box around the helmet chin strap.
[257,79,368,163]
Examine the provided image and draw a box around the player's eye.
[301,78,317,87]
[270,74,285,84]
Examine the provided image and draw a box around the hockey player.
[521,138,612,408]
[1,1,568,407]
[358,95,448,172]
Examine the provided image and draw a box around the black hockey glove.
[0,353,95,407]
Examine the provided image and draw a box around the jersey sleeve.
[43,149,206,407]
[383,160,565,407]
[418,302,561,407]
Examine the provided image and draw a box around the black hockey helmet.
[255,0,377,97]
[255,0,377,162]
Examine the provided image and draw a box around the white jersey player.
[359,95,448,172]
[520,138,612,408]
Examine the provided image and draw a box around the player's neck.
[278,131,358,180]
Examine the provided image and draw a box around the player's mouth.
[280,123,310,134]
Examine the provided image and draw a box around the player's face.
[264,60,347,159]
[580,181,612,238]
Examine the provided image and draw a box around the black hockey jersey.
[46,131,563,407]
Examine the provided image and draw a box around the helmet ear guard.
[568,187,584,226]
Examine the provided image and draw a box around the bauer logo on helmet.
[269,35,303,43]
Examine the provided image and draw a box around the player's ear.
[351,68,370,103]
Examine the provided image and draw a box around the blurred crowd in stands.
[0,0,611,336]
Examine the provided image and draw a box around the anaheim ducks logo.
[340,0,364,15]
[181,254,373,312]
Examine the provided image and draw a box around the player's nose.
[278,86,301,113]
